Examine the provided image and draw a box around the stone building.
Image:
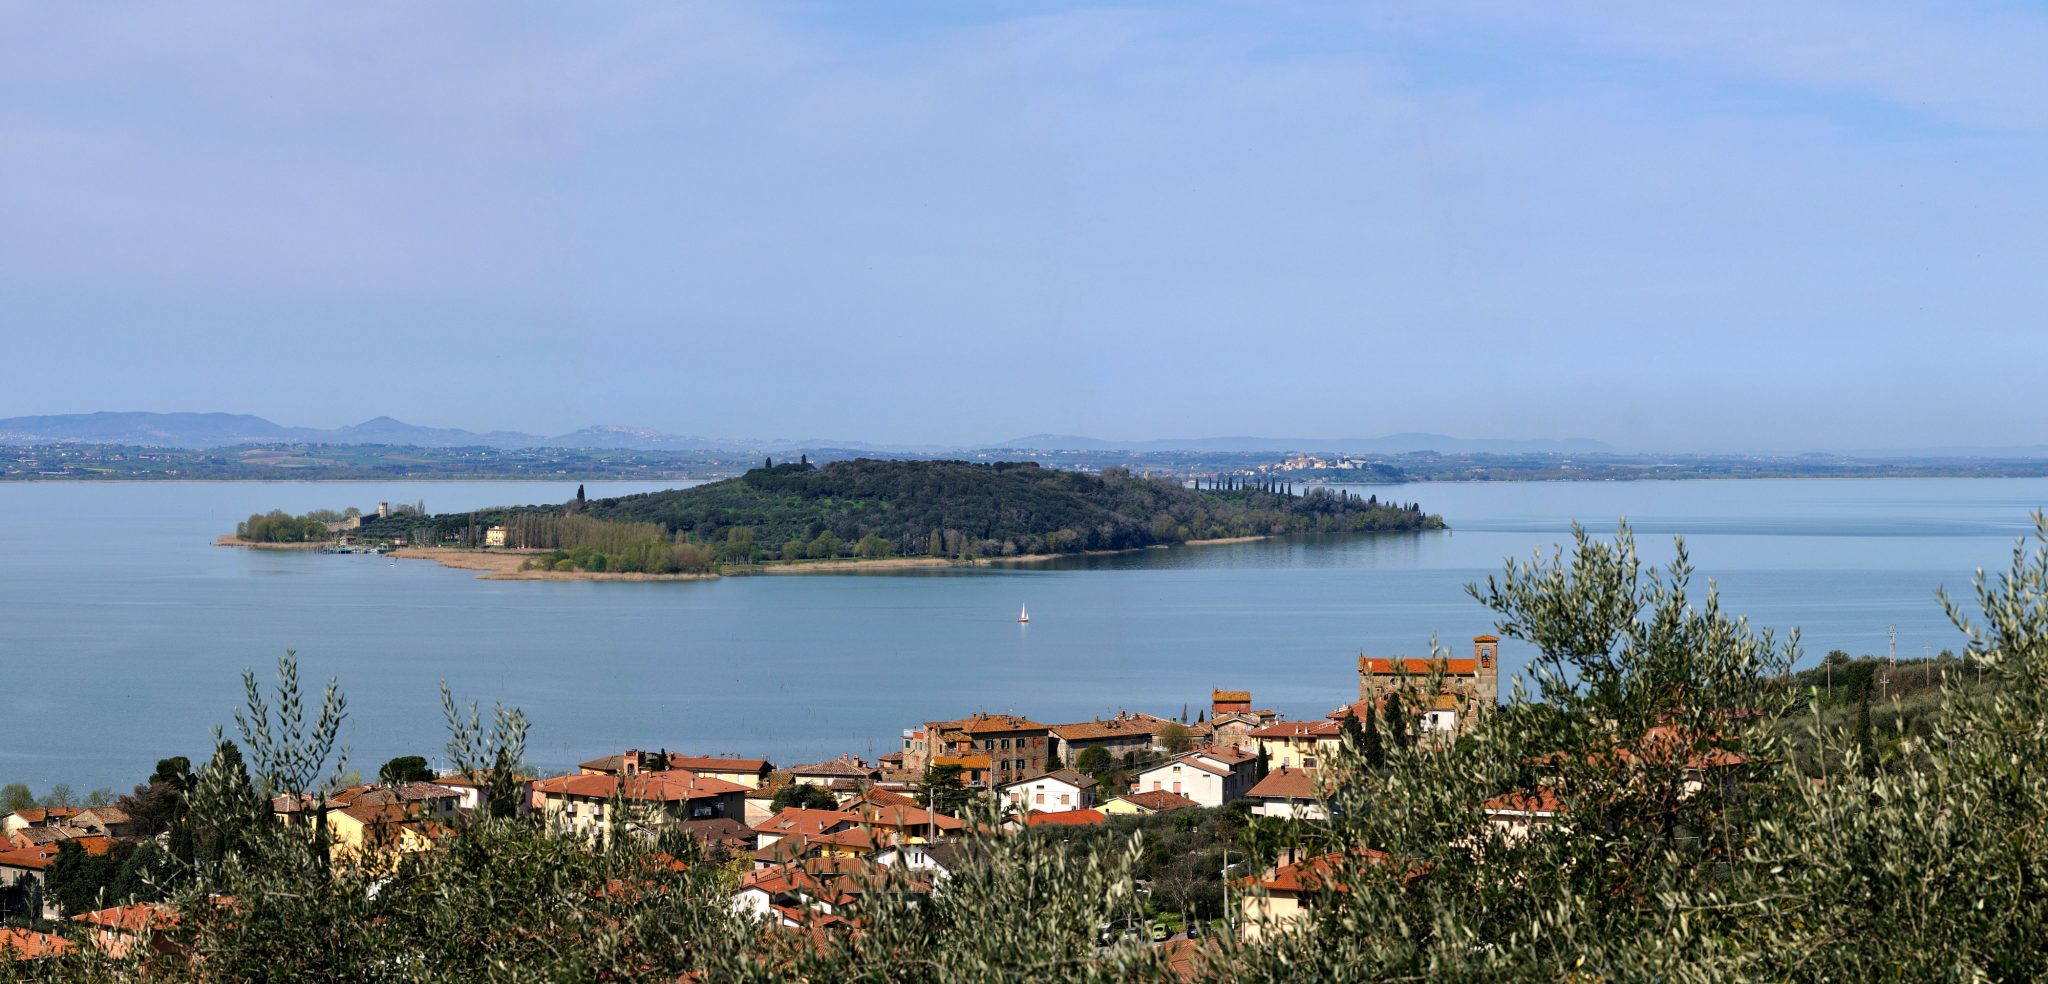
[1356,634,1500,738]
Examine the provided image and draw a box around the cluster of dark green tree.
[33,516,2048,980]
[551,458,1440,561]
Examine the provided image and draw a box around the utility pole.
[1885,626,1897,701]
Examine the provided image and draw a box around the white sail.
[1018,603,1030,622]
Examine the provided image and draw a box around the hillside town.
[0,636,1625,961]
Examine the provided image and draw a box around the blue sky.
[3,1,2044,450]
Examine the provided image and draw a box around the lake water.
[2,477,2043,794]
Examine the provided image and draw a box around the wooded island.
[235,459,1445,577]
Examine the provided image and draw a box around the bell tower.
[1473,635,1500,709]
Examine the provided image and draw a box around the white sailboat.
[1017,603,1030,624]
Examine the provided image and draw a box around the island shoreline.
[374,534,1295,581]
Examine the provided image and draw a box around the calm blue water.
[1,478,2041,794]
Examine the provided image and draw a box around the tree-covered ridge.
[562,458,1441,559]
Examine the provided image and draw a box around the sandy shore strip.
[388,547,716,581]
[213,535,329,551]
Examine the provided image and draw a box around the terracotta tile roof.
[1532,726,1750,773]
[1025,809,1107,827]
[0,927,72,960]
[74,902,180,934]
[1246,766,1319,800]
[736,857,883,908]
[1358,656,1482,676]
[786,756,878,778]
[845,803,965,833]
[71,806,131,826]
[948,713,1049,735]
[1249,720,1341,739]
[753,808,854,839]
[1047,714,1176,741]
[1192,745,1256,765]
[533,770,748,803]
[10,826,76,847]
[338,802,414,826]
[755,827,887,864]
[1000,768,1099,792]
[0,844,60,871]
[1113,790,1200,813]
[5,807,79,826]
[849,787,921,810]
[1483,789,1562,816]
[1238,848,1399,895]
[677,817,756,851]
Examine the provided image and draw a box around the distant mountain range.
[990,432,1616,454]
[0,412,1611,455]
[8,411,2041,459]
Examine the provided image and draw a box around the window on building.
[1035,793,1044,805]
[1060,793,1070,805]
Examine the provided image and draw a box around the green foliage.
[770,783,839,812]
[916,764,976,817]
[46,839,124,915]
[235,509,335,543]
[1159,722,1194,755]
[562,458,1441,561]
[1074,746,1112,777]
[440,682,528,820]
[377,755,435,785]
[522,539,718,575]
[187,737,266,864]
[0,782,34,813]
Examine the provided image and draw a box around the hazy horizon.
[5,2,2045,451]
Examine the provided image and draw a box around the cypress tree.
[1386,691,1410,750]
[1363,702,1386,770]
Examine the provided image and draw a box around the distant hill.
[991,432,1615,454]
[421,458,1444,557]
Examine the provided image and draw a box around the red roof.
[1114,790,1200,813]
[1246,766,1319,800]
[1483,789,1562,815]
[74,902,180,934]
[753,808,854,839]
[0,927,71,960]
[533,770,748,803]
[845,802,965,832]
[0,845,59,871]
[1249,720,1341,739]
[1025,809,1107,827]
[1358,656,1482,676]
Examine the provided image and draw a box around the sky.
[2,1,2044,451]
